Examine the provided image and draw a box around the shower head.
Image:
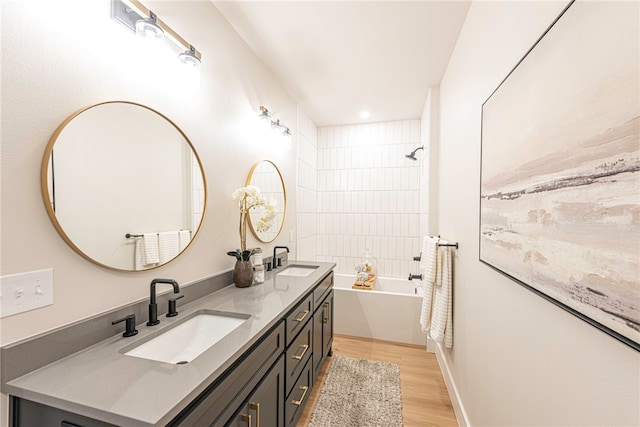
[405,146,424,161]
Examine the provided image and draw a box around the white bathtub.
[333,273,426,345]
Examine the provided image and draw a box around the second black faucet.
[147,278,180,326]
[272,246,290,270]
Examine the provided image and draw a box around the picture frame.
[479,0,639,351]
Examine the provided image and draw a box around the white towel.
[420,236,439,282]
[134,238,146,271]
[430,245,453,348]
[178,230,191,251]
[419,235,439,334]
[158,231,180,264]
[143,233,160,265]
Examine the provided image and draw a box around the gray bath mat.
[309,355,403,427]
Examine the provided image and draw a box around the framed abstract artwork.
[480,0,639,351]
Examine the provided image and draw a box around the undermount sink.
[276,265,319,277]
[122,310,250,364]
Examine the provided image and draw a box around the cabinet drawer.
[313,272,333,311]
[170,321,285,426]
[284,293,313,346]
[11,397,116,427]
[285,318,312,396]
[285,359,313,427]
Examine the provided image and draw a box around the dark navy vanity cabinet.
[9,270,334,427]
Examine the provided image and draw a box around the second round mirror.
[246,160,286,243]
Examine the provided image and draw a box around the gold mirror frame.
[245,160,286,243]
[41,101,207,271]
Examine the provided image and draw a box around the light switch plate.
[1,269,53,318]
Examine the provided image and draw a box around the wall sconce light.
[111,0,202,66]
[259,106,291,140]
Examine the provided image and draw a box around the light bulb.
[135,17,164,40]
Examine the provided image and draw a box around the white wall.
[296,107,318,261]
[0,0,298,345]
[437,1,640,425]
[316,120,422,278]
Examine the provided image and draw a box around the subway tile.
[392,215,402,237]
[335,214,343,236]
[396,237,406,260]
[410,119,421,143]
[377,123,387,144]
[405,238,416,260]
[380,238,389,259]
[318,127,327,148]
[409,215,419,237]
[344,235,352,257]
[361,213,370,236]
[381,191,389,213]
[400,168,409,191]
[336,235,344,257]
[392,260,401,278]
[353,214,362,236]
[329,235,337,257]
[400,260,410,277]
[400,213,409,237]
[409,167,419,189]
[388,237,397,259]
[383,214,393,237]
[401,120,411,144]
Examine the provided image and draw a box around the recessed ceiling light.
[360,111,370,119]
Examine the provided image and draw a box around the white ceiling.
[214,1,471,127]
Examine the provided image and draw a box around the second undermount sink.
[276,265,319,277]
[123,310,250,364]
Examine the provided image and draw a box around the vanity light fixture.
[111,0,202,66]
[135,12,163,40]
[179,46,201,67]
[258,106,291,140]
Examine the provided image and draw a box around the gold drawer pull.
[292,344,309,360]
[323,302,330,323]
[241,414,252,426]
[293,309,310,322]
[291,385,309,406]
[250,402,260,427]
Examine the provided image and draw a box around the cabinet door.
[312,290,334,382]
[322,291,334,359]
[227,355,285,427]
[312,305,324,381]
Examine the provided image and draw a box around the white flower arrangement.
[228,186,276,260]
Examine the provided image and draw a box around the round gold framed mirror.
[41,101,207,271]
[245,160,286,243]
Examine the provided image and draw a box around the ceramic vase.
[233,260,254,288]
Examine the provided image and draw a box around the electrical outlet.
[0,269,53,318]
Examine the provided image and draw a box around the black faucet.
[147,278,180,326]
[272,246,289,269]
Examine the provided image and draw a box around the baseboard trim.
[433,341,471,427]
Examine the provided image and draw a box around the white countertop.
[4,262,335,426]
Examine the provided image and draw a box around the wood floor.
[296,334,458,427]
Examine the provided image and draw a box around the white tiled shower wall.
[316,120,423,278]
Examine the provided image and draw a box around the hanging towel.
[420,235,439,283]
[419,235,439,333]
[178,230,191,251]
[158,231,180,264]
[143,233,160,266]
[134,238,146,271]
[430,244,453,348]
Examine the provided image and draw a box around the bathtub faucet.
[408,273,423,281]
